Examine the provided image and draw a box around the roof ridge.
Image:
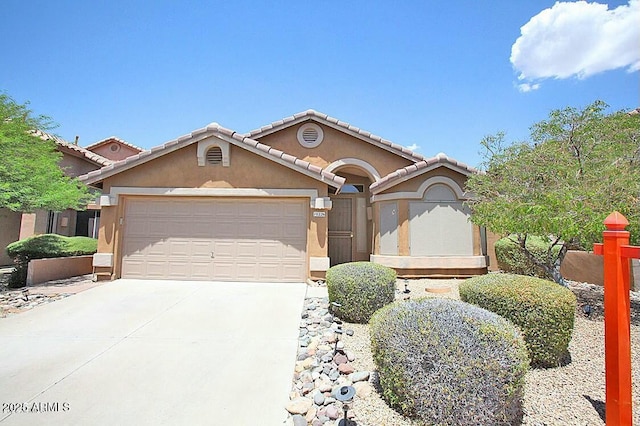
[370,152,478,193]
[85,136,144,152]
[244,110,425,163]
[33,130,112,166]
[79,123,346,188]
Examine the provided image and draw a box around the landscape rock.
[348,371,370,383]
[291,414,307,426]
[286,397,313,415]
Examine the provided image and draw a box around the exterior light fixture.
[333,385,356,426]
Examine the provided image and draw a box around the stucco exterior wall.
[256,124,413,178]
[0,209,22,266]
[26,255,93,286]
[103,143,326,191]
[58,153,100,177]
[90,143,140,161]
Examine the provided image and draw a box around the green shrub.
[495,235,561,279]
[326,262,396,323]
[460,273,576,368]
[6,234,97,288]
[370,298,529,425]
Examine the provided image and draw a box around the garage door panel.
[121,198,307,281]
[236,262,259,280]
[282,242,305,259]
[237,222,261,238]
[216,203,238,217]
[260,222,282,239]
[190,241,214,257]
[213,241,235,258]
[213,262,235,281]
[283,223,306,239]
[257,263,280,280]
[189,262,213,279]
[236,241,260,258]
[144,260,169,279]
[213,221,237,238]
[283,202,305,217]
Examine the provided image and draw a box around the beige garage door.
[121,198,307,282]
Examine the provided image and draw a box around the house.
[80,110,490,282]
[0,135,139,266]
[85,136,144,161]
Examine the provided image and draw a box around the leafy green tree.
[466,101,639,285]
[0,93,94,212]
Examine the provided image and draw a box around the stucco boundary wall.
[560,250,638,291]
[26,255,93,286]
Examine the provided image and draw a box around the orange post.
[597,211,633,425]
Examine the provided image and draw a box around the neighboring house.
[85,136,144,161]
[80,110,490,282]
[0,134,139,266]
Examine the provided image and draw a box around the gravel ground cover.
[0,270,99,317]
[337,278,640,426]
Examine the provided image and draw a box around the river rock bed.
[0,288,72,317]
[286,297,374,426]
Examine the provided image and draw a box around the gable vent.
[297,123,324,148]
[206,147,223,165]
[302,128,318,143]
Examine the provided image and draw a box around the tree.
[466,100,640,285]
[0,93,94,212]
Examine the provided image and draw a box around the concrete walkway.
[0,279,307,425]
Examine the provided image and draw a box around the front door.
[328,197,353,266]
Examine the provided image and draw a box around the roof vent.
[297,123,324,148]
[206,147,223,165]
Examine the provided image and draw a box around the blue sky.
[2,0,638,167]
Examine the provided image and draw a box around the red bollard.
[594,211,633,425]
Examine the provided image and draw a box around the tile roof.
[85,136,144,153]
[79,123,346,188]
[245,109,426,163]
[34,130,112,166]
[370,152,479,194]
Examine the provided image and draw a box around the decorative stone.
[345,329,354,336]
[324,332,338,343]
[313,392,325,406]
[291,414,306,426]
[328,369,340,380]
[333,353,348,365]
[345,350,355,362]
[325,404,340,420]
[336,341,345,350]
[305,406,317,422]
[354,381,373,397]
[286,397,313,415]
[348,371,370,383]
[338,363,355,374]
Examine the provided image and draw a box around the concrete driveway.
[0,279,307,425]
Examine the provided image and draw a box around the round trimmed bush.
[370,298,529,425]
[495,235,561,279]
[326,262,396,323]
[459,273,576,368]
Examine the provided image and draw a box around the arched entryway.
[326,161,378,266]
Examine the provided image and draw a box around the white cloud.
[405,143,420,151]
[511,0,640,83]
[517,82,541,93]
